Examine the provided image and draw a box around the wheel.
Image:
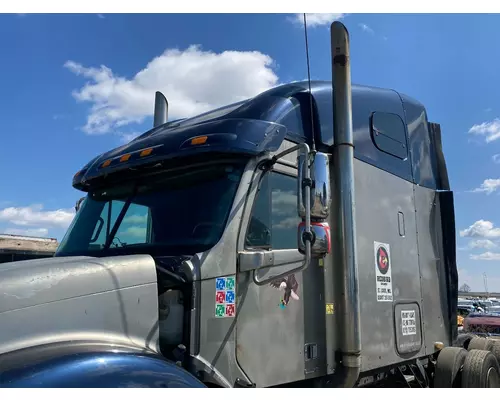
[487,340,500,365]
[454,333,475,349]
[462,349,500,388]
[434,347,468,388]
[468,337,490,350]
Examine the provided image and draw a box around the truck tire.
[468,337,490,351]
[454,333,475,349]
[487,340,500,365]
[462,350,500,388]
[434,347,468,388]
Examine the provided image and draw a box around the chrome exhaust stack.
[153,91,168,128]
[330,21,361,387]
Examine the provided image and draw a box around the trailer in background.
[0,234,58,263]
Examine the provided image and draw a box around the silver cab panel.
[352,159,425,371]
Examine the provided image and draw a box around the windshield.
[56,162,245,257]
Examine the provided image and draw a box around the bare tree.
[460,283,471,293]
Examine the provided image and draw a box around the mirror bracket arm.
[302,177,313,188]
[252,143,312,287]
[259,159,274,171]
[302,230,315,245]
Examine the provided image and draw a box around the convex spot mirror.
[298,222,331,258]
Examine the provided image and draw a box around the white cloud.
[460,220,500,239]
[493,154,500,164]
[272,190,300,229]
[123,214,147,224]
[115,131,142,144]
[119,226,147,238]
[459,239,498,251]
[290,13,346,28]
[3,227,49,237]
[359,23,374,34]
[472,179,500,194]
[470,252,500,261]
[0,204,75,229]
[274,217,299,229]
[469,239,497,250]
[120,133,139,143]
[271,190,296,215]
[65,45,278,134]
[468,118,500,143]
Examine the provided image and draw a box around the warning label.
[374,241,393,302]
[401,310,417,336]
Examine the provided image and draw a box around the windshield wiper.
[103,186,137,250]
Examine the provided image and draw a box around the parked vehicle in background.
[0,234,58,263]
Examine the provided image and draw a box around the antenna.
[303,13,316,152]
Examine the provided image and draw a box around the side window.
[246,171,300,250]
[371,112,408,160]
[246,174,271,248]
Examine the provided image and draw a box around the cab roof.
[73,80,422,191]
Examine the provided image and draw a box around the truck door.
[235,155,324,387]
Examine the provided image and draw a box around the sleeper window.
[371,112,408,160]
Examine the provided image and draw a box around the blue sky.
[0,13,499,291]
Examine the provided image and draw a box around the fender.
[0,342,206,388]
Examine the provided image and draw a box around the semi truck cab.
[3,22,492,388]
[51,69,456,386]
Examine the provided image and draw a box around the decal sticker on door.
[374,241,393,302]
[215,276,236,318]
[270,274,299,309]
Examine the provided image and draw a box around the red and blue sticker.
[374,241,393,302]
[215,276,236,318]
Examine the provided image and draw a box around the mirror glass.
[297,152,331,219]
[297,222,331,258]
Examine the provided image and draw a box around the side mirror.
[297,152,331,219]
[298,222,331,257]
[296,151,331,259]
[75,197,85,212]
